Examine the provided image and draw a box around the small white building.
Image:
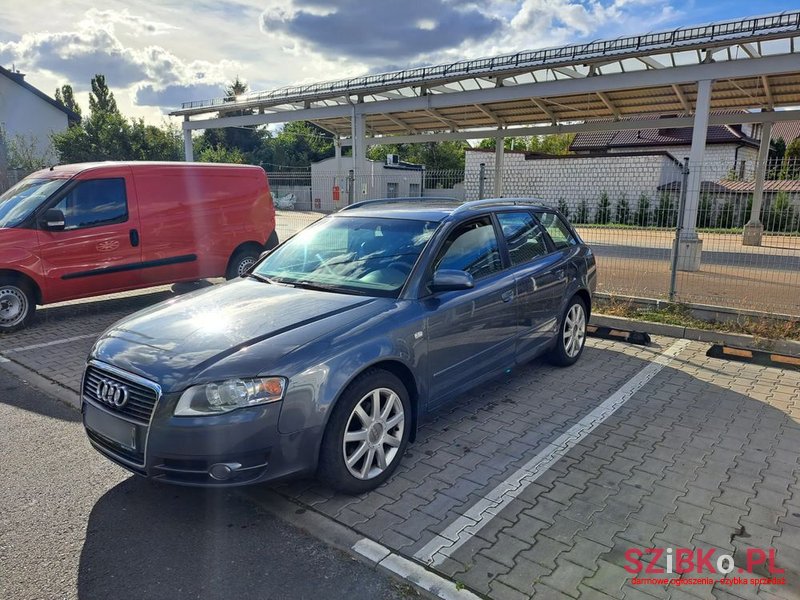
[310,154,424,212]
[0,66,79,163]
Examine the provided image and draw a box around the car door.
[495,211,562,362]
[36,172,142,302]
[424,215,518,407]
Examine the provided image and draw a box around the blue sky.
[1,1,797,124]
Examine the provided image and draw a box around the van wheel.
[0,278,36,333]
[226,246,261,279]
[547,296,587,367]
[265,230,279,251]
[318,370,411,494]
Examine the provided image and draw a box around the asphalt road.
[592,242,800,270]
[0,373,417,600]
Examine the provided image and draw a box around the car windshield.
[0,178,68,228]
[254,216,438,297]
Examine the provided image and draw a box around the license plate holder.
[84,403,137,451]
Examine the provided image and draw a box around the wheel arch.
[0,269,42,305]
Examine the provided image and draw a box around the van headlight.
[174,377,287,416]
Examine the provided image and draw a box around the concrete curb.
[591,313,800,355]
[239,488,483,600]
[0,356,81,410]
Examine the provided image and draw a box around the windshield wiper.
[247,273,294,286]
[293,280,368,296]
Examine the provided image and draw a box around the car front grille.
[83,364,159,425]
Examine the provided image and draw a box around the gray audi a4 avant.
[82,198,596,493]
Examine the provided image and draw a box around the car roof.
[337,197,552,222]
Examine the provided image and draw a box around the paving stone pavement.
[1,282,799,600]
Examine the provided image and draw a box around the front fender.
[277,334,422,437]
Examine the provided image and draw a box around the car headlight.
[174,377,287,416]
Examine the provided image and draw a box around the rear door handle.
[501,290,514,303]
[555,269,565,280]
[129,229,140,247]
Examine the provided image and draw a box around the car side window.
[434,218,502,280]
[537,211,578,250]
[52,178,128,230]
[497,212,548,266]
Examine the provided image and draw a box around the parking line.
[2,333,101,354]
[414,339,690,566]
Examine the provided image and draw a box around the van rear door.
[36,168,143,302]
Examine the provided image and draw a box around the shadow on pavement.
[0,376,80,423]
[77,477,412,600]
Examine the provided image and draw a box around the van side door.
[35,170,142,302]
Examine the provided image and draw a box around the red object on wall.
[332,185,340,202]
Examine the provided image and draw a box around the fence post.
[347,169,354,206]
[669,157,690,301]
[478,163,486,199]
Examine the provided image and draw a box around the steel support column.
[494,137,504,197]
[351,108,366,202]
[743,120,772,246]
[183,118,193,162]
[676,78,712,271]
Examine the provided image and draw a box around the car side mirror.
[40,208,66,231]
[431,269,474,292]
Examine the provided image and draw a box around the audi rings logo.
[96,378,129,408]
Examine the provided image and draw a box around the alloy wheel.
[342,387,405,480]
[563,303,586,358]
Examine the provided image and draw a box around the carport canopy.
[172,10,800,254]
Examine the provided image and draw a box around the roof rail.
[339,196,459,211]
[453,198,549,213]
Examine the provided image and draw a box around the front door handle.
[501,290,514,303]
[555,269,565,280]
[129,229,140,247]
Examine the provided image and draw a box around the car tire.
[226,246,262,280]
[265,230,279,251]
[0,278,36,333]
[318,369,411,494]
[547,295,587,367]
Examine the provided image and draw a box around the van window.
[52,179,128,230]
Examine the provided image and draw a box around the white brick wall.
[464,150,681,213]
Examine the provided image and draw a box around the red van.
[0,162,277,332]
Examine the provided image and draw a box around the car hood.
[91,279,380,389]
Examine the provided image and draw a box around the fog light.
[208,462,241,481]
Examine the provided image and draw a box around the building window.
[386,182,399,198]
[409,183,421,197]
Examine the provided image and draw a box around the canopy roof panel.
[173,11,800,138]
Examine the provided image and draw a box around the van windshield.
[0,178,67,228]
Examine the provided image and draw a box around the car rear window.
[537,211,578,250]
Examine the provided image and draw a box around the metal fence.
[269,159,800,318]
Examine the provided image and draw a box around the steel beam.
[336,108,800,146]
[181,54,800,131]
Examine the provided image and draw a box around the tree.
[54,85,82,123]
[634,193,651,227]
[594,192,611,224]
[52,74,185,163]
[697,194,715,228]
[198,77,266,159]
[614,195,631,225]
[765,191,796,232]
[654,192,676,227]
[575,199,589,224]
[557,198,570,219]
[197,144,245,164]
[781,138,800,179]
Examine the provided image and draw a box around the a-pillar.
[493,135,504,197]
[183,117,193,162]
[676,78,712,271]
[743,119,772,246]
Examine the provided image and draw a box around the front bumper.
[82,366,321,487]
